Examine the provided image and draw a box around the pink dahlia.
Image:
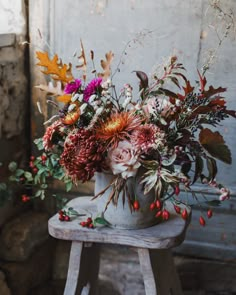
[83,78,103,102]
[42,120,64,151]
[64,79,82,94]
[131,124,165,153]
[60,129,106,182]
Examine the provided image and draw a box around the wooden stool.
[48,196,189,295]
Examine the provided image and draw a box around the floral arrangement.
[9,42,236,226]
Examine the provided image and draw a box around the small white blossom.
[68,104,76,112]
[80,103,88,114]
[71,93,80,102]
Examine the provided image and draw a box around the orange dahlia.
[96,111,143,148]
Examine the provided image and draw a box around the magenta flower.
[83,78,103,102]
[64,79,82,94]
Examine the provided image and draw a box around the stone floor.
[48,244,236,295]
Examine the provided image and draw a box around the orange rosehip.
[174,205,181,214]
[150,202,156,211]
[181,208,188,220]
[155,200,162,210]
[199,216,206,226]
[207,209,213,219]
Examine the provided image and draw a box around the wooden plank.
[64,241,83,295]
[48,196,189,249]
[138,248,183,295]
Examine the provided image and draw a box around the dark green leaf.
[192,156,203,184]
[15,169,25,177]
[181,155,191,175]
[65,181,73,192]
[206,157,218,181]
[205,200,221,207]
[0,183,7,190]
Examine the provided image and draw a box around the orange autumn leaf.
[56,94,72,103]
[36,51,74,83]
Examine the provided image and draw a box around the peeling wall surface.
[0,46,27,139]
[0,0,27,147]
[0,0,28,224]
[0,0,26,35]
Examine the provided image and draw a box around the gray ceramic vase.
[94,170,159,229]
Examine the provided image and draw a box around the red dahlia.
[60,129,106,182]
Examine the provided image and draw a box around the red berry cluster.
[150,200,190,222]
[29,156,38,174]
[58,210,71,222]
[29,154,47,174]
[80,217,94,229]
[21,194,30,202]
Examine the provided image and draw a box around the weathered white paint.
[0,0,26,35]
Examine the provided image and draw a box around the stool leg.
[64,241,100,295]
[138,248,183,295]
[64,241,83,295]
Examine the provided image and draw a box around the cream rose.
[107,140,141,179]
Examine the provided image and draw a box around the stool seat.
[48,196,189,295]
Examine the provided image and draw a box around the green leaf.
[65,181,73,192]
[35,190,42,197]
[0,183,7,190]
[15,169,25,177]
[68,208,79,215]
[34,138,44,150]
[94,217,110,226]
[41,183,48,189]
[24,171,33,181]
[38,168,47,175]
[8,161,17,172]
[40,190,45,200]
